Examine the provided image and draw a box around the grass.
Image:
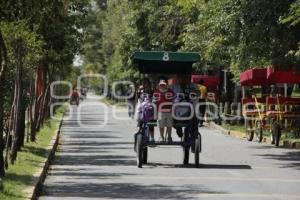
[0,106,66,200]
[222,123,245,133]
[280,132,300,143]
[221,122,300,143]
[220,123,246,139]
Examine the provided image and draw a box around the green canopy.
[132,51,200,74]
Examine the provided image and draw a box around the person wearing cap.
[153,80,175,142]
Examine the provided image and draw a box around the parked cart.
[240,67,300,146]
[265,68,300,146]
[240,68,268,142]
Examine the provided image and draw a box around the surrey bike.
[133,51,202,168]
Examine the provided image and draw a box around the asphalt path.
[39,95,300,200]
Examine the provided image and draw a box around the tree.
[0,0,89,176]
[83,0,193,84]
[0,30,8,183]
[0,21,43,163]
[281,0,300,67]
[181,0,300,80]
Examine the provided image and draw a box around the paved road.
[39,96,300,200]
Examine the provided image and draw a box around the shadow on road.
[48,171,135,179]
[62,121,106,126]
[249,145,279,149]
[54,154,136,166]
[62,130,112,133]
[147,163,251,169]
[200,163,252,169]
[61,141,133,146]
[58,146,131,151]
[42,182,224,199]
[62,133,120,139]
[255,151,300,170]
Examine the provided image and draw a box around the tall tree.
[10,39,24,164]
[0,0,89,169]
[0,30,7,182]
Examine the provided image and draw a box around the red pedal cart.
[265,68,300,146]
[240,68,268,142]
[240,67,300,146]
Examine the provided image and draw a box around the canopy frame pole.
[284,83,288,129]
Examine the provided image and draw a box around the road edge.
[207,122,300,149]
[206,122,245,139]
[23,113,65,200]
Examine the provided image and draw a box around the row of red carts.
[240,67,300,146]
[184,68,300,147]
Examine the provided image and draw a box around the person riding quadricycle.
[70,88,80,106]
[133,51,202,168]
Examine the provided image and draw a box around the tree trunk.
[10,39,24,164]
[40,84,51,123]
[27,78,34,143]
[30,97,40,142]
[36,91,46,130]
[5,105,14,169]
[36,64,48,131]
[16,99,25,150]
[30,67,43,142]
[0,29,7,180]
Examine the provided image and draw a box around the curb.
[206,122,244,139]
[207,122,300,149]
[23,114,65,200]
